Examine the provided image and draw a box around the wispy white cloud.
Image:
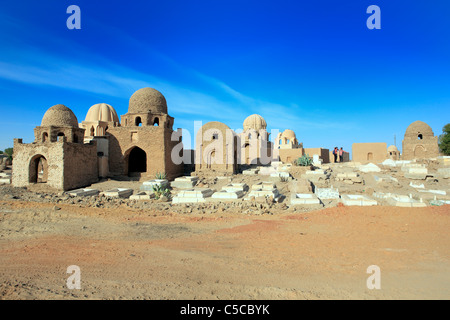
[0,11,356,143]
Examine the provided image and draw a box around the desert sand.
[1,193,449,300]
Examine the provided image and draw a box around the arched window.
[73,134,78,143]
[57,132,65,142]
[153,117,159,126]
[279,139,282,145]
[135,117,142,127]
[90,126,95,136]
[418,134,423,140]
[42,132,48,142]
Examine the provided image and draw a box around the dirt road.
[0,200,449,300]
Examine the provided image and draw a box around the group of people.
[332,147,345,163]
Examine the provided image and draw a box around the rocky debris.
[358,163,381,173]
[288,179,313,194]
[315,187,340,200]
[1,157,449,213]
[335,172,364,185]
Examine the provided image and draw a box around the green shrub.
[155,172,167,180]
[3,147,13,161]
[439,123,450,155]
[294,154,313,166]
[152,184,171,200]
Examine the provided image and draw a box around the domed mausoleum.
[107,88,183,179]
[402,120,439,159]
[12,87,185,191]
[239,114,272,166]
[82,103,120,137]
[13,104,98,190]
[387,145,400,160]
[122,87,172,128]
[274,129,304,163]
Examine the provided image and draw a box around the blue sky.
[0,1,449,156]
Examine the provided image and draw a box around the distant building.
[402,120,439,160]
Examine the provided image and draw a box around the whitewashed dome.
[85,103,119,123]
[243,114,267,131]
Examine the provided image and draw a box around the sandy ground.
[0,198,449,300]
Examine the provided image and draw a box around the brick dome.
[404,121,434,139]
[41,104,79,127]
[128,87,167,114]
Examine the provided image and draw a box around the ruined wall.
[278,148,304,164]
[304,148,330,163]
[12,139,65,190]
[62,141,98,190]
[13,138,99,191]
[352,143,387,163]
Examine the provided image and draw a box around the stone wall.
[12,138,99,191]
[402,137,439,160]
[62,141,98,190]
[352,143,387,163]
[195,121,237,174]
[304,148,330,163]
[278,148,304,164]
[13,139,65,190]
[108,125,183,180]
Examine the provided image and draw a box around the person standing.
[339,147,344,163]
[333,147,338,163]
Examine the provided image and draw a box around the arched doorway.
[243,143,251,165]
[414,145,426,158]
[29,155,48,183]
[127,147,147,175]
[207,150,215,169]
